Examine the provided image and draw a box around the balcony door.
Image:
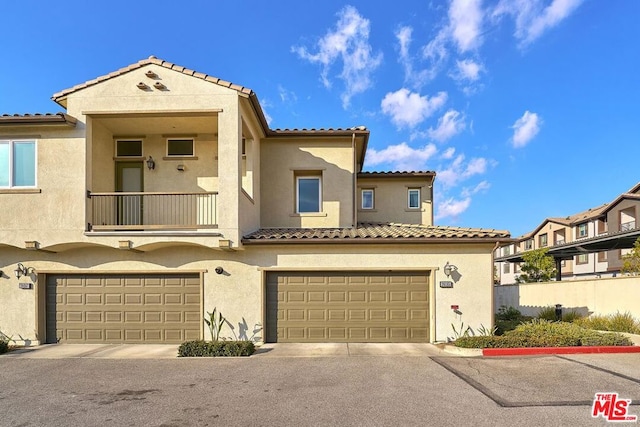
[116,162,143,226]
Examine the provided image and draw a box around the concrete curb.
[482,345,640,356]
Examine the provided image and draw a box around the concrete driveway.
[3,342,445,359]
[2,344,639,426]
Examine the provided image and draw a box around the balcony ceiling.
[93,114,219,135]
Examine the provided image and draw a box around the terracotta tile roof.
[0,113,77,126]
[52,56,254,103]
[242,222,510,244]
[358,171,436,178]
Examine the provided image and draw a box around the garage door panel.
[266,271,429,343]
[46,274,201,344]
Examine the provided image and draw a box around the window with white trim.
[408,188,420,209]
[577,223,588,238]
[361,189,374,210]
[167,138,195,157]
[0,139,36,187]
[296,176,322,213]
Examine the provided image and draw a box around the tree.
[621,237,640,275]
[516,248,556,283]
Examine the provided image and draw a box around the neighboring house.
[0,57,510,345]
[495,183,640,284]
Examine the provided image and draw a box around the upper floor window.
[0,140,36,188]
[116,139,142,157]
[296,176,322,213]
[576,253,588,264]
[361,189,374,210]
[577,223,588,238]
[503,246,511,256]
[167,138,194,157]
[539,233,548,247]
[524,239,533,250]
[408,188,420,209]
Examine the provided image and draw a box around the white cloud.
[381,88,448,129]
[448,0,484,52]
[427,110,466,142]
[511,111,541,148]
[435,197,472,220]
[259,98,273,125]
[453,59,483,81]
[461,180,491,197]
[396,25,439,88]
[438,154,489,187]
[277,85,297,103]
[365,142,437,171]
[441,147,456,159]
[493,0,584,46]
[292,6,382,108]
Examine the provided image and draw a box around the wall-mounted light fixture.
[443,262,458,278]
[214,266,224,275]
[14,263,35,279]
[177,164,185,172]
[146,156,155,170]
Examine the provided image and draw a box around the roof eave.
[0,113,77,127]
[241,237,512,245]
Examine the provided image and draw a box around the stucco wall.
[0,242,494,344]
[356,177,433,225]
[260,138,355,228]
[494,277,640,318]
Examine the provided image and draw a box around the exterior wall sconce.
[146,156,155,170]
[214,266,224,275]
[443,262,458,277]
[177,164,185,172]
[14,263,35,279]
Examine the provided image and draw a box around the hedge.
[454,320,633,349]
[178,340,255,357]
[0,341,8,354]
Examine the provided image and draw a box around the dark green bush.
[0,340,8,354]
[178,340,255,357]
[454,320,633,348]
[494,306,533,335]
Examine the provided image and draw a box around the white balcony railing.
[89,192,218,231]
[621,220,636,231]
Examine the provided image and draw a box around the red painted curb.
[482,346,640,356]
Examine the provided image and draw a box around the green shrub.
[454,319,632,348]
[494,306,533,335]
[178,340,255,357]
[561,310,584,323]
[537,306,558,321]
[0,340,8,354]
[575,312,640,334]
[496,305,523,321]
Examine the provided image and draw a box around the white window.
[0,140,36,188]
[577,223,588,238]
[296,176,321,213]
[408,189,420,209]
[116,139,142,157]
[167,138,194,157]
[361,189,374,209]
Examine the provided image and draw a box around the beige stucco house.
[0,57,509,345]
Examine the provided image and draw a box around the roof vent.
[145,70,158,78]
[137,82,150,90]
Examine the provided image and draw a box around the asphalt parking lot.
[1,345,639,426]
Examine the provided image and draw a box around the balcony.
[555,238,565,245]
[89,192,218,231]
[621,220,636,232]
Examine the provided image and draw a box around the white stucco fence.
[494,276,640,318]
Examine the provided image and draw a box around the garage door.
[266,271,429,343]
[46,274,201,344]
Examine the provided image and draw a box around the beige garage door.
[266,271,429,343]
[46,274,201,344]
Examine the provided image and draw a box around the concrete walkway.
[3,343,446,359]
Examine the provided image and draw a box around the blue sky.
[2,1,639,237]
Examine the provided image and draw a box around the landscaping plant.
[204,308,226,341]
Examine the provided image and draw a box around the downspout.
[491,240,500,330]
[352,132,357,228]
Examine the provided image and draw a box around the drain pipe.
[352,131,357,228]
